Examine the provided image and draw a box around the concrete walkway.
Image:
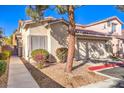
[7,56,39,88]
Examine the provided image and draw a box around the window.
[30,36,47,51]
[103,24,106,29]
[107,21,111,27]
[111,23,117,32]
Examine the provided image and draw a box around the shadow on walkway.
[21,58,64,88]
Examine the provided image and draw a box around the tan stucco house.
[13,16,124,62]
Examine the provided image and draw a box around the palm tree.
[58,5,76,73]
[26,5,79,73]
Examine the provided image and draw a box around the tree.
[0,28,3,38]
[0,28,3,53]
[0,28,3,45]
[116,5,124,12]
[3,37,12,45]
[26,5,49,21]
[26,5,79,73]
[52,5,76,72]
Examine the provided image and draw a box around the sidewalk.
[7,56,39,88]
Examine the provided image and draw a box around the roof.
[84,16,123,27]
[76,29,112,40]
[19,17,69,29]
[76,29,106,36]
[75,24,85,29]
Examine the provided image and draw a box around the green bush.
[31,49,49,68]
[0,50,12,60]
[1,45,13,57]
[56,47,68,63]
[0,53,7,60]
[3,50,11,57]
[110,55,121,61]
[0,60,7,76]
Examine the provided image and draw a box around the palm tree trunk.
[65,5,75,73]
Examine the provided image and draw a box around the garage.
[77,39,109,60]
[76,29,112,61]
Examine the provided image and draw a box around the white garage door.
[77,40,88,60]
[77,40,109,60]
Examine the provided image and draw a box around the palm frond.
[56,5,68,14]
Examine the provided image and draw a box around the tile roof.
[20,17,69,28]
[76,29,106,36]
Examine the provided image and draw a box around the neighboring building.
[13,16,124,62]
[12,29,22,56]
[83,16,124,57]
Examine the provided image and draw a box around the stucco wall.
[21,27,30,60]
[85,19,122,35]
[24,24,50,60]
[112,37,123,55]
[20,22,68,61]
[50,22,68,62]
[29,24,48,36]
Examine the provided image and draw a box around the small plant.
[110,55,121,61]
[31,49,49,69]
[56,47,68,63]
[0,60,7,76]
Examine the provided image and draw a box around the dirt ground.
[22,58,108,88]
[40,62,108,88]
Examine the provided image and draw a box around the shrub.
[31,49,49,69]
[0,60,7,76]
[2,45,13,52]
[1,45,13,57]
[0,50,12,60]
[3,50,12,57]
[0,53,7,60]
[110,55,121,61]
[56,47,68,63]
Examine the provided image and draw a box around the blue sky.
[1,5,124,36]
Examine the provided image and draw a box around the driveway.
[99,66,124,80]
[82,64,124,88]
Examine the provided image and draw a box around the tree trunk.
[65,5,75,73]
